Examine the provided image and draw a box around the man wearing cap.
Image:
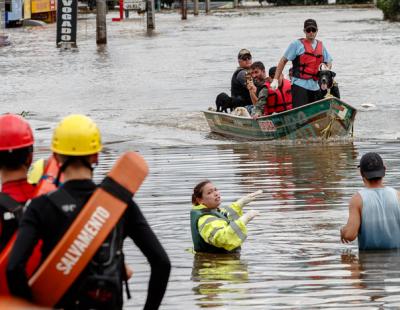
[271,19,333,108]
[215,49,253,112]
[340,152,400,250]
[232,48,253,105]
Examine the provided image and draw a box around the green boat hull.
[203,97,357,140]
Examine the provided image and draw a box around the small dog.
[231,107,251,118]
[318,63,340,99]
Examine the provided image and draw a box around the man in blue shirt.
[271,19,333,108]
[341,152,400,250]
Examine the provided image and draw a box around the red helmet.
[0,114,34,151]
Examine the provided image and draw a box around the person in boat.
[340,152,400,250]
[215,49,253,112]
[248,66,292,118]
[245,61,269,116]
[262,66,293,116]
[0,114,36,254]
[191,180,262,253]
[270,19,332,108]
[7,114,171,309]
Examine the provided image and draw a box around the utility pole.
[0,0,8,46]
[205,0,210,13]
[181,0,187,19]
[96,0,107,44]
[0,0,5,30]
[193,0,199,16]
[147,0,155,29]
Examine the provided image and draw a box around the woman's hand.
[240,210,260,224]
[236,190,263,208]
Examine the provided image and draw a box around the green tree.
[377,0,400,21]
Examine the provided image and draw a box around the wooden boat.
[203,97,357,140]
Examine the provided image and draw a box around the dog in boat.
[318,63,340,99]
[215,93,250,113]
[231,107,251,118]
[215,92,233,113]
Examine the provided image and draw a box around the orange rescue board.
[29,152,148,307]
[0,156,61,295]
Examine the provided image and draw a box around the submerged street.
[2,4,400,309]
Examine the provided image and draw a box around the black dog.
[215,92,233,113]
[215,92,250,113]
[318,67,340,99]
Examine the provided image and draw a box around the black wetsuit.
[7,179,171,310]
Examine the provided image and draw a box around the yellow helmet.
[51,114,102,156]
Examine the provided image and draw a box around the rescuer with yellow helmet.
[7,114,171,309]
[191,180,262,253]
[51,114,103,183]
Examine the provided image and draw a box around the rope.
[351,123,354,138]
[321,114,338,140]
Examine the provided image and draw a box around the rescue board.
[0,156,61,295]
[29,152,148,307]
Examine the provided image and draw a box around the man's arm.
[247,80,258,105]
[253,87,268,117]
[125,200,171,310]
[236,70,248,88]
[273,40,300,85]
[322,45,332,69]
[273,57,288,82]
[340,193,362,243]
[7,200,43,300]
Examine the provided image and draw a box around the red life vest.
[264,79,293,115]
[2,179,36,204]
[292,38,323,81]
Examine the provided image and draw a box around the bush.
[336,0,372,3]
[377,0,400,21]
[270,0,374,4]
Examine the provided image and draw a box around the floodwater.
[2,4,400,309]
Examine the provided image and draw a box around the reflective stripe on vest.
[198,216,220,232]
[190,208,238,254]
[264,79,293,115]
[228,220,246,242]
[224,206,240,220]
[208,227,223,243]
[292,38,323,81]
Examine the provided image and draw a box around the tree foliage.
[269,0,371,5]
[335,0,371,3]
[377,0,400,21]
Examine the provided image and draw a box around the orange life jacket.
[0,156,61,295]
[292,38,323,81]
[264,79,293,115]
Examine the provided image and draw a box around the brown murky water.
[2,4,400,309]
[34,140,400,309]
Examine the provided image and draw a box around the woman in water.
[190,180,262,253]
